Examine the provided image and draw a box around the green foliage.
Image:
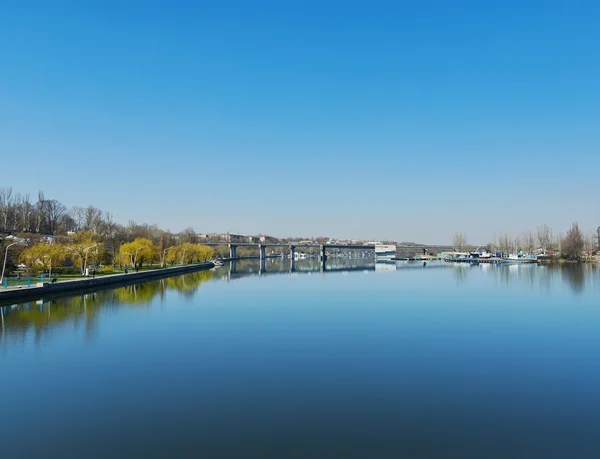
[165,243,214,264]
[119,238,157,267]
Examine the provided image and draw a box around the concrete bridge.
[202,242,454,260]
[202,242,375,261]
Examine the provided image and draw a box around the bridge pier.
[229,244,237,259]
[320,245,327,270]
[259,257,266,275]
[259,244,266,260]
[289,257,295,273]
[289,245,296,260]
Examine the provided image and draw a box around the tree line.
[0,186,218,276]
[452,222,597,260]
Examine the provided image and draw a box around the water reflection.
[2,260,599,344]
[0,270,214,342]
[487,262,599,294]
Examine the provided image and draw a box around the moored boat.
[501,254,538,263]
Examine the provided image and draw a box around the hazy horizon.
[2,1,598,244]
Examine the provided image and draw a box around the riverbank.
[0,262,214,304]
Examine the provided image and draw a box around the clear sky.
[1,1,599,244]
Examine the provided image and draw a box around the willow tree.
[67,230,101,275]
[20,242,67,276]
[119,238,157,268]
[165,243,215,265]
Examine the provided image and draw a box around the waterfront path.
[0,262,214,304]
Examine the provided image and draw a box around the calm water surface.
[1,260,600,458]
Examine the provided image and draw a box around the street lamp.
[83,243,99,275]
[161,246,171,267]
[133,246,147,269]
[43,254,54,278]
[181,247,190,264]
[1,241,22,285]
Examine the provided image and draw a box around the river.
[1,259,600,458]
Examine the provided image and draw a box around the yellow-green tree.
[197,245,214,262]
[165,245,182,265]
[119,238,157,268]
[164,243,214,264]
[67,231,101,275]
[19,242,67,276]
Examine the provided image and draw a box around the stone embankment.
[0,262,214,304]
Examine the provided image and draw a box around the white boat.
[501,254,537,264]
[375,244,396,258]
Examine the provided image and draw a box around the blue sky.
[1,1,599,243]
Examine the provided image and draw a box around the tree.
[19,193,32,232]
[584,233,596,257]
[197,245,214,261]
[452,232,467,252]
[20,242,67,276]
[34,190,45,233]
[522,232,536,254]
[165,245,182,265]
[498,234,513,256]
[45,199,67,234]
[67,231,100,274]
[0,187,14,230]
[561,222,584,260]
[537,224,552,255]
[120,238,156,268]
[164,243,214,265]
[179,227,197,244]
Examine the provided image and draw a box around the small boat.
[501,253,537,264]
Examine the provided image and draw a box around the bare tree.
[35,190,45,233]
[523,232,536,254]
[561,222,584,260]
[537,224,552,255]
[70,206,86,231]
[0,187,13,230]
[584,233,596,257]
[452,232,467,252]
[84,206,103,232]
[20,193,31,232]
[45,199,67,234]
[498,233,513,256]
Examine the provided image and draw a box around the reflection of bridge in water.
[222,259,448,281]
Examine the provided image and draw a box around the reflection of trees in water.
[489,263,595,294]
[560,263,586,294]
[1,270,214,340]
[452,265,469,285]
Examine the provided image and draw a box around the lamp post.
[43,254,53,278]
[83,243,99,275]
[161,247,171,267]
[133,246,147,269]
[181,247,190,265]
[1,241,22,285]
